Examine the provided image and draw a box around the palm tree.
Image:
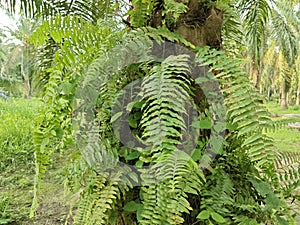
[0,15,39,98]
[6,16,38,98]
[239,0,299,92]
[0,27,25,97]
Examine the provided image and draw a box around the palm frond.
[237,0,271,62]
[271,2,298,65]
[0,0,115,22]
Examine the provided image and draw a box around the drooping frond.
[74,176,120,225]
[139,54,192,159]
[140,150,204,225]
[196,46,275,169]
[271,2,298,65]
[28,15,124,216]
[274,141,300,196]
[237,0,271,62]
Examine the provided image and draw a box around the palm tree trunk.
[150,0,223,49]
[251,61,259,89]
[280,79,288,109]
[296,74,300,105]
[21,46,31,99]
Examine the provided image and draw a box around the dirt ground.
[0,160,74,225]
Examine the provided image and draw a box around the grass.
[0,98,73,225]
[0,98,44,171]
[265,101,300,115]
[264,101,300,153]
[268,128,300,152]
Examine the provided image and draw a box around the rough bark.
[280,80,288,110]
[175,2,223,49]
[149,0,223,49]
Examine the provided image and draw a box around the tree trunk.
[21,46,31,99]
[149,0,223,49]
[23,76,31,99]
[147,0,223,106]
[250,61,260,89]
[175,2,223,48]
[296,74,300,105]
[281,79,288,110]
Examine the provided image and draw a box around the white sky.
[0,9,17,29]
[0,9,19,43]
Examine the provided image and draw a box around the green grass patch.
[0,98,44,171]
[0,98,44,224]
[266,101,300,115]
[268,128,300,152]
[0,98,73,225]
[264,101,300,153]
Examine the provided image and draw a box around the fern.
[140,150,203,225]
[74,176,120,225]
[26,12,300,223]
[275,151,300,195]
[196,46,276,169]
[28,15,124,217]
[139,54,192,159]
[73,26,297,224]
[135,55,204,224]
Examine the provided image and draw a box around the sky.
[0,8,19,43]
[0,9,17,28]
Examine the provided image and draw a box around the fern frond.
[275,151,300,195]
[139,54,192,160]
[29,15,124,216]
[140,150,203,225]
[74,176,120,225]
[196,47,275,169]
[1,0,115,22]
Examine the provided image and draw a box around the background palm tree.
[0,27,23,97]
[0,15,39,97]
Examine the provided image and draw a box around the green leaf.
[126,101,137,111]
[197,210,210,220]
[135,160,143,168]
[200,119,213,129]
[192,119,213,129]
[214,122,226,133]
[123,201,142,212]
[126,151,140,160]
[111,112,122,123]
[191,148,201,161]
[249,177,272,198]
[128,117,138,128]
[211,212,226,223]
[195,77,209,83]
